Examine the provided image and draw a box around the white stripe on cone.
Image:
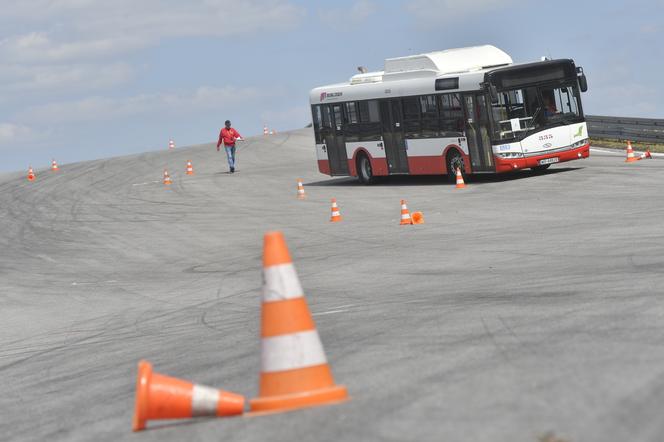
[191,385,221,416]
[263,263,304,302]
[261,330,328,373]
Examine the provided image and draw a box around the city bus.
[309,45,589,184]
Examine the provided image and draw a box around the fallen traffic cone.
[250,232,348,413]
[51,159,59,171]
[455,167,466,189]
[412,211,424,225]
[641,149,652,160]
[132,360,244,432]
[296,179,306,199]
[330,198,342,222]
[400,200,412,225]
[625,141,640,163]
[168,139,175,150]
[163,169,172,185]
[186,160,194,175]
[27,166,36,182]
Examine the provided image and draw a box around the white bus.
[309,45,589,184]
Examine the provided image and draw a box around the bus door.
[462,93,495,172]
[320,104,349,175]
[380,99,409,174]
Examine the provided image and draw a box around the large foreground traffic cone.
[296,179,306,199]
[163,169,172,185]
[132,360,244,432]
[186,160,194,175]
[625,141,640,163]
[330,198,342,222]
[250,232,348,413]
[27,166,36,182]
[412,211,424,225]
[51,159,59,171]
[455,167,466,189]
[641,149,652,160]
[400,200,412,225]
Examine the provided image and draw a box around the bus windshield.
[490,83,582,141]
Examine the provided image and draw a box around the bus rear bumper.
[494,143,590,173]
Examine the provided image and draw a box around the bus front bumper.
[494,143,590,173]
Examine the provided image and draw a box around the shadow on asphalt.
[305,166,583,187]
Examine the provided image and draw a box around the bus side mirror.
[576,66,588,92]
[579,74,588,92]
[488,85,499,104]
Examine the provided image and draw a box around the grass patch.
[590,137,664,153]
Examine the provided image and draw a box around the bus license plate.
[539,157,559,165]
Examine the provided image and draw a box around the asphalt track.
[1,129,663,442]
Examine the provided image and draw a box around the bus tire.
[446,150,465,184]
[357,154,375,185]
[531,164,551,172]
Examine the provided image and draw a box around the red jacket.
[217,127,242,147]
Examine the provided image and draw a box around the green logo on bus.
[574,126,583,138]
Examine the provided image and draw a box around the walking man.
[217,120,243,173]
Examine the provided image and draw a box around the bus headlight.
[496,152,524,159]
[571,138,589,148]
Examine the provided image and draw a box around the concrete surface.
[1,129,663,442]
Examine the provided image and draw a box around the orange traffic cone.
[455,167,466,189]
[625,141,639,163]
[27,166,36,182]
[186,160,194,175]
[641,149,652,160]
[297,179,306,199]
[330,198,342,222]
[163,169,172,185]
[263,126,269,136]
[132,360,244,432]
[400,200,412,225]
[168,139,175,150]
[51,159,59,171]
[412,211,424,225]
[250,232,348,413]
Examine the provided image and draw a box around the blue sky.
[1,0,662,172]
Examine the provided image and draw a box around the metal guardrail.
[586,115,664,143]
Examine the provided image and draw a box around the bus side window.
[419,95,439,138]
[344,101,360,142]
[312,105,323,144]
[402,96,421,138]
[439,93,464,137]
[358,100,382,141]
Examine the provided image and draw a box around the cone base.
[330,217,342,222]
[249,384,348,414]
[625,157,640,163]
[456,184,466,189]
[400,220,412,225]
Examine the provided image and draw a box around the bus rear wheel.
[447,150,465,184]
[357,154,375,185]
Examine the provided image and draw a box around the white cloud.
[0,1,306,63]
[0,62,134,95]
[319,0,378,27]
[404,0,516,22]
[16,86,265,124]
[0,123,33,145]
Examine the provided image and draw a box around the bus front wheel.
[447,151,465,184]
[357,154,375,185]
